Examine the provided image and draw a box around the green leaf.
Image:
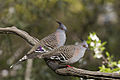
[111,61,117,67]
[118,60,120,64]
[88,36,91,40]
[106,52,110,57]
[87,40,91,44]
[101,41,107,46]
[101,47,105,51]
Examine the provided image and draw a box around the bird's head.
[81,40,88,49]
[56,21,67,31]
[75,40,88,49]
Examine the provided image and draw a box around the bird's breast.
[56,30,66,47]
[66,47,86,64]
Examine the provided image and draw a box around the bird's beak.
[56,21,61,24]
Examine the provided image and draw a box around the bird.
[29,21,67,53]
[10,21,67,68]
[38,40,88,66]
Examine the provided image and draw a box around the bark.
[56,67,120,80]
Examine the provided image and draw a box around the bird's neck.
[78,45,87,51]
[56,29,65,32]
[56,29,66,47]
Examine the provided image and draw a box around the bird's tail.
[10,53,42,69]
[10,55,28,68]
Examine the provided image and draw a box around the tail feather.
[10,53,43,69]
[10,55,28,68]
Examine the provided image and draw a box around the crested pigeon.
[29,21,67,53]
[10,21,67,68]
[39,41,88,65]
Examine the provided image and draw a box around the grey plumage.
[10,21,67,68]
[28,21,67,54]
[40,41,88,64]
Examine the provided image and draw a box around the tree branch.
[55,67,120,80]
[45,59,120,79]
[0,26,120,79]
[0,26,39,46]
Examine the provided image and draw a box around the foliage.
[87,32,120,73]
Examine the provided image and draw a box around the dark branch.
[0,26,120,79]
[0,26,39,46]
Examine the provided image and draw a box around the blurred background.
[0,0,120,80]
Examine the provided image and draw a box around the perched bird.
[29,21,67,53]
[38,41,88,66]
[10,21,67,68]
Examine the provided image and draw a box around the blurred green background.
[0,0,120,80]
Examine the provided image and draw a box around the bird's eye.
[61,27,64,30]
[83,45,86,48]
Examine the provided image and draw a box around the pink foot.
[66,65,72,68]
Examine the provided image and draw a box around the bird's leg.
[66,65,72,68]
[66,65,73,71]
